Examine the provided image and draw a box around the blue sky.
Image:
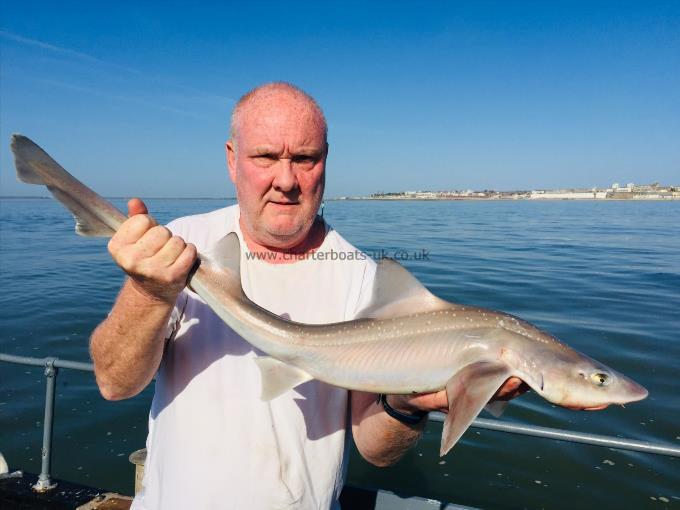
[1,1,678,198]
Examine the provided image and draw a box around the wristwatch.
[377,393,428,425]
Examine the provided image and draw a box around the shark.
[11,134,648,456]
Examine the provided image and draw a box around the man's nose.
[272,159,298,192]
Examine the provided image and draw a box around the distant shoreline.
[325,197,680,202]
[0,196,236,200]
[2,196,678,202]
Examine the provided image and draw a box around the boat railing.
[2,351,679,494]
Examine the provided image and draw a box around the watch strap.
[377,393,428,425]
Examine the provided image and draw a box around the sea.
[1,197,678,509]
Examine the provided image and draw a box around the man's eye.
[292,156,316,166]
[252,154,277,166]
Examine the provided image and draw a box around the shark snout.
[624,379,649,403]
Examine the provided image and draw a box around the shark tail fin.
[10,134,127,237]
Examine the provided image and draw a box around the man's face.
[226,96,327,249]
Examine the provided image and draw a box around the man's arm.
[89,198,197,400]
[350,391,426,467]
[351,378,527,466]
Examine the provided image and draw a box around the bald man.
[91,82,524,509]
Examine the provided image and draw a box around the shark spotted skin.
[11,134,648,456]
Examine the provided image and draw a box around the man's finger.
[168,243,198,280]
[151,236,189,268]
[128,197,149,217]
[113,214,159,246]
[134,226,173,259]
[493,377,529,401]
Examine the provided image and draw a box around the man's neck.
[239,216,326,264]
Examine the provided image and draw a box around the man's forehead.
[250,143,324,155]
[240,89,323,124]
[243,103,322,127]
[238,107,326,147]
[241,88,319,115]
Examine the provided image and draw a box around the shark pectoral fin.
[441,361,513,456]
[484,400,509,418]
[355,258,452,320]
[254,357,313,401]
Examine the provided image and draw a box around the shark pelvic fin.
[356,258,452,319]
[254,356,313,401]
[11,134,127,237]
[440,361,512,456]
[484,400,509,418]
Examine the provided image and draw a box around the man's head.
[227,82,328,250]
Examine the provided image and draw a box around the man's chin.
[250,207,318,247]
[263,209,306,230]
[262,222,306,246]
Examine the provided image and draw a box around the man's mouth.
[269,200,299,206]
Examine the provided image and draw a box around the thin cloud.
[0,30,234,105]
[0,30,142,75]
[37,78,207,119]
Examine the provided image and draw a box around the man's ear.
[226,140,237,183]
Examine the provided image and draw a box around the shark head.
[540,352,648,409]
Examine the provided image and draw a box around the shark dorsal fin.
[194,232,246,301]
[206,232,242,275]
[356,258,451,319]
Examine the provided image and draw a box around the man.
[91,82,524,509]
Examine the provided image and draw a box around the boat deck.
[0,472,475,510]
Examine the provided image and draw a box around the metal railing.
[1,353,93,491]
[2,352,679,493]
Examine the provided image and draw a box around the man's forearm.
[90,279,175,400]
[351,379,529,467]
[351,392,426,467]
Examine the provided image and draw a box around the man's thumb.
[127,197,149,217]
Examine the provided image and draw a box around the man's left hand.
[386,376,529,414]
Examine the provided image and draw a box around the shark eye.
[590,372,610,386]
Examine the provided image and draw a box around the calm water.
[1,198,678,509]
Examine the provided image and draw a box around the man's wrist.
[127,278,179,306]
[378,394,428,426]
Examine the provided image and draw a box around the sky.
[1,0,678,198]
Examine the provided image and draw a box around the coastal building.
[529,188,601,199]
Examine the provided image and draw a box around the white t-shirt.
[131,205,376,510]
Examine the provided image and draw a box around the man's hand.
[107,198,197,304]
[385,376,529,414]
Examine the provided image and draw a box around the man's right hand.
[107,198,197,304]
